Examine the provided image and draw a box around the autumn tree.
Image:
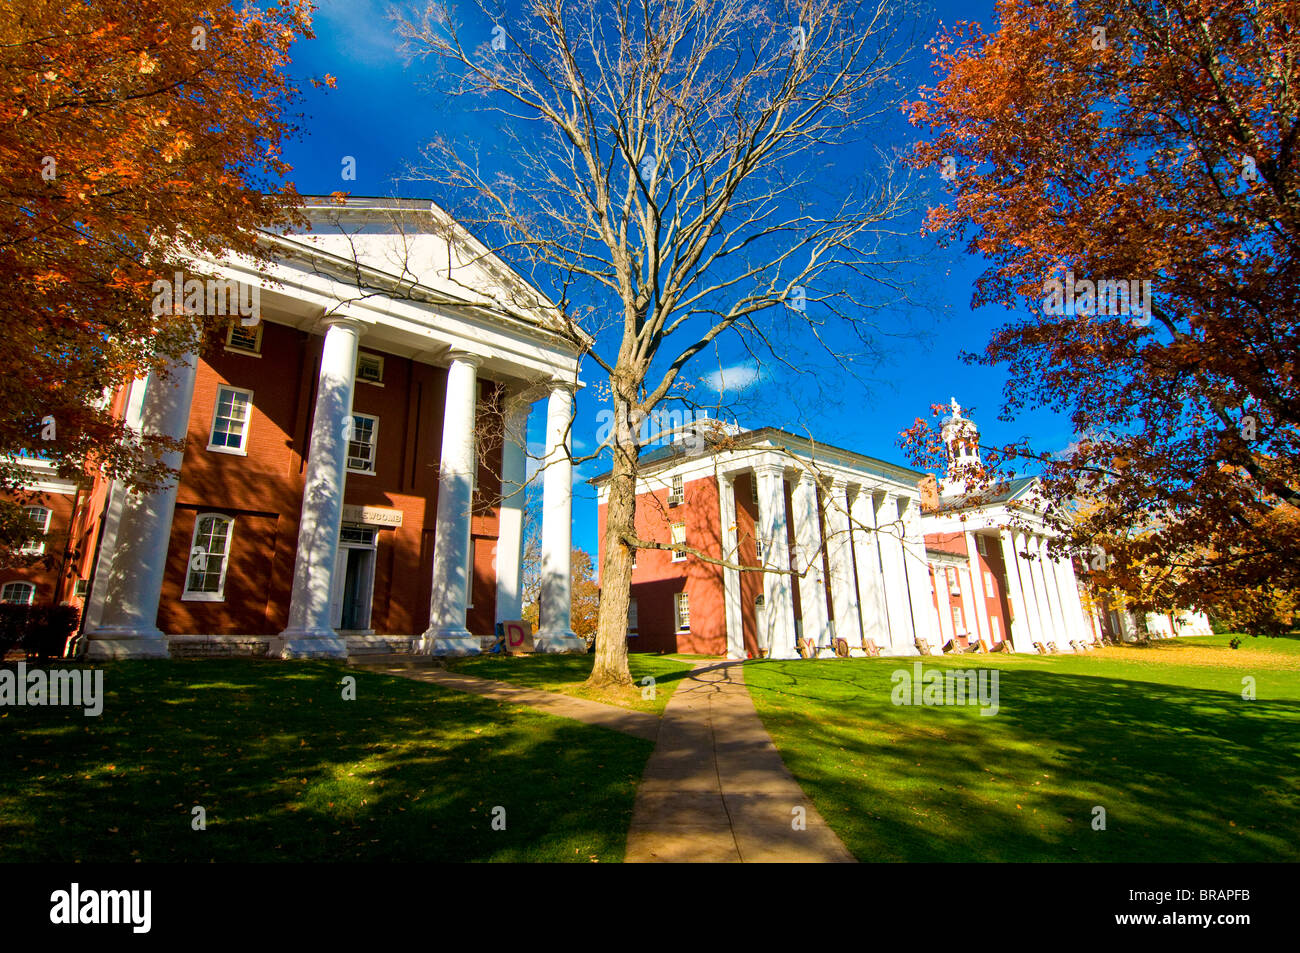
[906,0,1300,634]
[0,0,320,560]
[398,0,921,687]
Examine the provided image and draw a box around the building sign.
[341,504,403,529]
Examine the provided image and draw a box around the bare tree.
[397,0,922,687]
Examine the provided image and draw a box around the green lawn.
[0,660,652,862]
[745,635,1300,862]
[448,652,697,714]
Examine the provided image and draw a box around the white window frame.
[19,506,51,555]
[976,535,988,556]
[1,581,35,605]
[674,591,690,633]
[627,597,639,636]
[755,535,766,564]
[183,513,233,602]
[671,523,687,562]
[750,475,759,506]
[668,474,684,506]
[952,605,964,633]
[346,413,379,475]
[984,570,996,599]
[224,322,263,356]
[356,352,385,386]
[207,385,253,455]
[990,616,1001,641]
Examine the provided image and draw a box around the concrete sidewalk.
[625,661,856,863]
[358,664,661,742]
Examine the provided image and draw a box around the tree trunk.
[587,394,640,689]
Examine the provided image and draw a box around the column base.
[414,626,481,656]
[83,627,170,660]
[533,629,586,654]
[271,630,349,660]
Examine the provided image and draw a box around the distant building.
[591,401,1100,657]
[919,400,1095,653]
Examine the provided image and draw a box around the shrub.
[0,603,80,661]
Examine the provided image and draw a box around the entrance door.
[340,548,374,630]
[331,528,376,631]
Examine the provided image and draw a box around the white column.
[956,564,980,644]
[850,485,889,646]
[1054,551,1093,644]
[718,473,744,659]
[84,375,150,634]
[1037,537,1069,644]
[933,562,954,646]
[876,492,915,653]
[757,463,797,659]
[901,496,942,651]
[824,480,863,647]
[1022,533,1055,645]
[85,352,199,659]
[494,399,529,626]
[535,380,584,652]
[964,532,992,645]
[998,529,1032,652]
[792,472,831,650]
[275,319,362,658]
[417,351,483,656]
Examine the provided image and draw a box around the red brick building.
[592,425,941,658]
[3,197,586,659]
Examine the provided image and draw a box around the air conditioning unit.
[667,493,683,506]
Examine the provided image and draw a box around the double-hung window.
[671,523,687,561]
[208,386,252,454]
[184,514,233,601]
[347,414,378,474]
[20,506,50,555]
[674,592,691,632]
[628,598,639,636]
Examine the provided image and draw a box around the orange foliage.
[906,1,1300,632]
[0,0,317,528]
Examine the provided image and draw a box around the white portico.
[599,426,936,659]
[920,400,1095,654]
[82,197,587,660]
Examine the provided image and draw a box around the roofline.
[926,476,1043,515]
[587,425,926,486]
[279,195,595,349]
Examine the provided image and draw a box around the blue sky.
[279,0,1076,557]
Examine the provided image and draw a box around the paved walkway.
[358,665,661,742]
[625,661,855,863]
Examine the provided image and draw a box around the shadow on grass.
[744,659,1300,862]
[0,660,653,862]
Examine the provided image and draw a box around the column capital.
[320,314,366,334]
[753,461,785,479]
[446,349,484,369]
[547,376,578,394]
